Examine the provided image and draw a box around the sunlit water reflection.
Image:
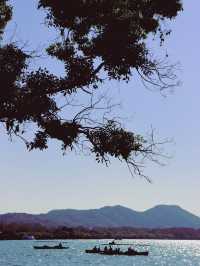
[0,239,200,266]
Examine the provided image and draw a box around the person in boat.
[116,247,120,254]
[93,246,97,252]
[127,246,136,254]
[109,246,113,254]
[58,242,63,248]
[104,246,108,253]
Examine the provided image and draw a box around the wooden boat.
[85,241,149,256]
[33,242,69,250]
[85,249,148,256]
[34,245,69,250]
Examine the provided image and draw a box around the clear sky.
[1,0,200,216]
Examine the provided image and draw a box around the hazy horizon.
[0,203,198,217]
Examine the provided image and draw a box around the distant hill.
[1,205,200,229]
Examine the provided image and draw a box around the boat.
[85,249,148,256]
[34,245,69,250]
[33,242,69,250]
[85,242,149,256]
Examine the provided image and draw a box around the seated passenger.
[109,246,113,253]
[93,246,97,252]
[128,247,137,254]
[128,247,133,253]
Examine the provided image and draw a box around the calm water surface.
[0,239,200,266]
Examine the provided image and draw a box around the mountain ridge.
[1,205,200,229]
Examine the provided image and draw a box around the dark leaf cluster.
[88,120,144,162]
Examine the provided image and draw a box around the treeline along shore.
[1,223,200,240]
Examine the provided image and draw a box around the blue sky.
[1,0,200,215]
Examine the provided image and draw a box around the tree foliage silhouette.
[0,0,182,177]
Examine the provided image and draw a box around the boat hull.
[33,246,69,250]
[85,250,148,256]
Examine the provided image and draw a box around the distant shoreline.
[1,238,200,241]
[1,226,200,241]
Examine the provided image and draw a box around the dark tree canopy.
[0,0,182,177]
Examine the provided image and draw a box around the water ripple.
[0,239,200,266]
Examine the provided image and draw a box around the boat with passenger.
[33,241,69,250]
[85,241,149,256]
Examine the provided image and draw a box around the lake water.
[0,239,200,266]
